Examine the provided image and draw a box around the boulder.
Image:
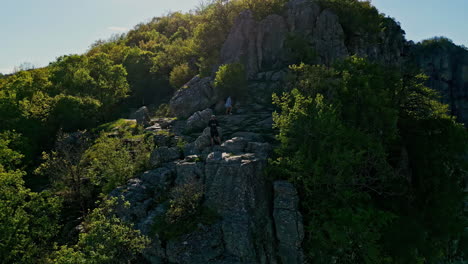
[194,127,223,151]
[169,76,217,118]
[131,106,151,127]
[186,108,213,133]
[150,147,182,168]
[221,137,248,153]
[153,131,176,147]
[273,181,304,264]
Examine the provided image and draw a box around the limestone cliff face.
[219,0,405,78]
[410,41,468,125]
[171,0,467,126]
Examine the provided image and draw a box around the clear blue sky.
[1,0,467,74]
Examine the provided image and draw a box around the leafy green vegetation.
[48,197,150,264]
[0,0,466,263]
[169,63,197,89]
[271,57,467,263]
[151,181,220,241]
[0,142,61,263]
[317,0,405,45]
[214,63,248,99]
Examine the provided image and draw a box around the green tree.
[0,168,62,263]
[50,95,101,132]
[0,131,24,171]
[49,197,150,264]
[169,63,196,89]
[214,63,247,98]
[271,57,468,263]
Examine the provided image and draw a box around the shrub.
[214,63,248,99]
[49,197,150,264]
[166,181,204,224]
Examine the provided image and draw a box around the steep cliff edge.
[409,39,468,124]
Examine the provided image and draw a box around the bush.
[166,181,204,224]
[0,168,62,263]
[49,197,150,264]
[169,63,196,89]
[214,63,247,99]
[151,181,220,241]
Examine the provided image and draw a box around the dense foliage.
[0,0,466,263]
[49,198,150,264]
[0,137,61,263]
[271,57,467,263]
[214,63,248,98]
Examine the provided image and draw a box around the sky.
[1,0,467,74]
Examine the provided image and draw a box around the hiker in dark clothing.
[208,115,221,146]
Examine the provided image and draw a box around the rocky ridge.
[113,106,304,263]
[113,1,468,263]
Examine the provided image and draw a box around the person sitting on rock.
[225,96,233,115]
[208,115,221,146]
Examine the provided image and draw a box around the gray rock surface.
[194,127,223,151]
[273,181,304,264]
[286,0,321,33]
[169,76,217,118]
[311,9,348,65]
[219,11,288,78]
[166,223,224,264]
[175,160,205,186]
[150,147,182,168]
[204,153,277,263]
[186,108,213,133]
[246,142,272,158]
[131,106,151,127]
[411,42,468,125]
[220,137,248,153]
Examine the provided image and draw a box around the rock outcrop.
[130,106,151,127]
[110,108,303,263]
[186,108,213,133]
[149,147,181,168]
[410,41,468,125]
[219,0,404,78]
[273,181,304,264]
[169,76,218,118]
[217,0,408,76]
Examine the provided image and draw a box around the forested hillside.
[0,0,467,263]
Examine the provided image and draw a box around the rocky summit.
[111,106,303,263]
[108,1,468,263]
